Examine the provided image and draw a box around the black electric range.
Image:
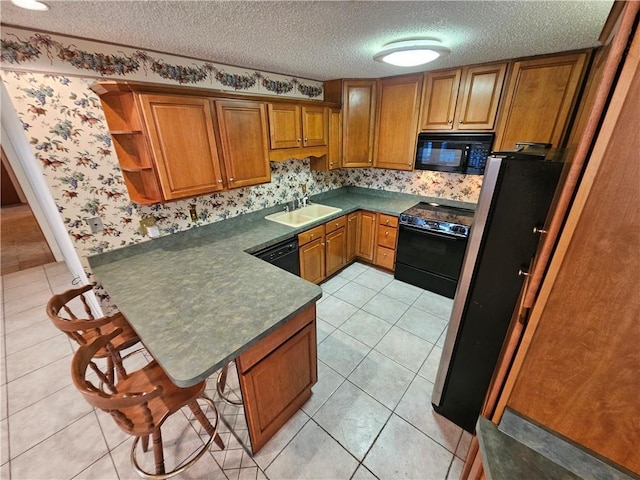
[395,203,475,298]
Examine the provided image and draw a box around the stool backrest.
[46,285,113,346]
[71,329,163,434]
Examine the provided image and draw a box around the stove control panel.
[399,214,470,238]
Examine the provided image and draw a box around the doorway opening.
[1,146,55,275]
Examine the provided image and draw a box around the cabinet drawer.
[298,225,325,246]
[325,215,347,234]
[377,226,398,249]
[376,247,395,270]
[378,214,399,228]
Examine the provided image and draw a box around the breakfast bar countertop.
[88,187,475,387]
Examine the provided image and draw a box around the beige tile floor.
[1,261,471,479]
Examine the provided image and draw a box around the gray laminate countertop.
[88,187,474,387]
[478,410,636,480]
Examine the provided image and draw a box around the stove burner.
[399,203,474,237]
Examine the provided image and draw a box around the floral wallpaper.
[0,26,323,99]
[344,168,482,203]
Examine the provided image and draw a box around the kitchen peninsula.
[88,187,473,452]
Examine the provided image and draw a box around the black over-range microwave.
[415,133,494,175]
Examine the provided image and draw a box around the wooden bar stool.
[72,329,225,479]
[46,284,141,383]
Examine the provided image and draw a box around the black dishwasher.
[253,238,300,276]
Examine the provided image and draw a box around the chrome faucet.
[300,183,309,207]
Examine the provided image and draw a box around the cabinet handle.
[459,120,464,124]
[448,120,453,124]
[382,253,387,257]
[322,242,325,246]
[229,177,235,182]
[368,159,372,164]
[533,226,548,234]
[304,137,308,142]
[218,179,223,184]
[385,219,390,224]
[518,268,530,277]
[310,234,314,239]
[297,138,302,143]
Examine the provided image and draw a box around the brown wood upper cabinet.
[310,108,342,172]
[494,52,588,151]
[420,63,507,131]
[93,82,272,204]
[374,75,422,171]
[325,79,377,168]
[139,94,225,201]
[215,99,271,189]
[267,103,329,161]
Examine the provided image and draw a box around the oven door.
[395,224,468,298]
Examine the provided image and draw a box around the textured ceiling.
[0,1,613,81]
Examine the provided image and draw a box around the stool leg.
[188,401,225,450]
[219,364,228,393]
[152,428,165,475]
[141,434,149,453]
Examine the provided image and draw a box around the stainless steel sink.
[265,204,342,228]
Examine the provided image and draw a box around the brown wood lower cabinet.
[299,224,326,283]
[346,212,358,262]
[374,213,399,271]
[236,304,317,453]
[356,211,377,261]
[325,216,347,277]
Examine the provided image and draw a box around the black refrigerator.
[431,150,564,433]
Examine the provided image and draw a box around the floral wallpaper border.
[0,26,323,99]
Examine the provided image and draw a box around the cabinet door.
[356,211,377,262]
[420,69,462,130]
[374,75,422,171]
[455,63,507,130]
[267,104,301,149]
[328,108,342,170]
[215,100,271,189]
[325,228,346,277]
[494,52,588,150]
[237,304,316,453]
[346,212,358,261]
[139,94,224,200]
[302,106,329,147]
[342,80,377,167]
[299,237,326,283]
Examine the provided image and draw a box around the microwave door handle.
[461,145,471,171]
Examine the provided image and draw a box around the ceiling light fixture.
[11,0,49,11]
[374,38,450,67]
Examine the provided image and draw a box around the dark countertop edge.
[88,186,477,268]
[477,417,582,480]
[164,294,322,387]
[498,408,638,480]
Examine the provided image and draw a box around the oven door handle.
[399,224,467,240]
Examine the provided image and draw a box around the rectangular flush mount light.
[374,38,450,67]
